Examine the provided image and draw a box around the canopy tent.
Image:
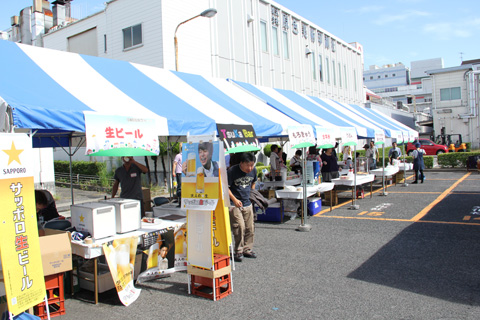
[230,80,383,140]
[334,101,418,142]
[0,40,301,148]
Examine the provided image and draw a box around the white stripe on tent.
[207,78,301,135]
[19,44,169,136]
[132,63,249,125]
[301,95,371,138]
[258,86,343,130]
[316,98,386,138]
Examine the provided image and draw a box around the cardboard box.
[71,202,116,239]
[39,229,73,276]
[100,198,141,233]
[142,188,152,212]
[323,190,338,206]
[78,254,142,293]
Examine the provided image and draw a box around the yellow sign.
[0,133,46,315]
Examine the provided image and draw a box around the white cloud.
[354,6,384,14]
[423,22,473,40]
[374,10,430,25]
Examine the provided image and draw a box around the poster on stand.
[0,133,46,315]
[187,210,213,270]
[102,237,141,306]
[84,112,160,156]
[181,141,221,211]
[136,226,188,284]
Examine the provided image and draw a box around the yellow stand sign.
[0,133,46,315]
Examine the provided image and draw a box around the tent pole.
[379,143,388,196]
[69,134,74,204]
[349,145,359,210]
[296,146,311,232]
[401,138,408,187]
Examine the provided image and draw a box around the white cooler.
[71,202,116,239]
[100,198,141,233]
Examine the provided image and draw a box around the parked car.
[406,138,448,156]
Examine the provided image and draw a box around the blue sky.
[1,0,479,70]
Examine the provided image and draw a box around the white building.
[30,0,365,105]
[427,63,480,149]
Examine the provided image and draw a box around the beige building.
[427,64,480,149]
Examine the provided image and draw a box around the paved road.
[56,170,480,319]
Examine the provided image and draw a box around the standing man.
[228,152,257,262]
[366,141,379,170]
[172,143,183,207]
[388,142,402,163]
[112,156,149,217]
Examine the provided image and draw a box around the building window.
[338,62,342,88]
[378,75,381,79]
[283,31,289,59]
[332,60,336,86]
[331,39,336,52]
[260,21,268,52]
[385,74,388,78]
[319,54,323,82]
[392,73,396,77]
[122,24,142,49]
[272,26,279,55]
[311,52,316,81]
[326,57,330,84]
[440,87,461,101]
[344,65,347,89]
[317,31,323,45]
[104,34,107,53]
[370,76,373,80]
[325,35,330,49]
[271,6,279,27]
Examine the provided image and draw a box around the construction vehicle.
[434,133,467,152]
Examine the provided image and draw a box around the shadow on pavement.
[348,217,480,305]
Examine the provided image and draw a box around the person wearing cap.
[112,156,149,217]
[412,142,425,184]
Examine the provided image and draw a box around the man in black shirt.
[227,152,257,262]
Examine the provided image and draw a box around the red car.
[406,138,448,156]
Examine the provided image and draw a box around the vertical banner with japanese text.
[0,133,46,315]
[84,112,160,156]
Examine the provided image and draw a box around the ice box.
[71,202,116,239]
[100,198,141,233]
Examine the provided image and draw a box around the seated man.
[35,189,60,225]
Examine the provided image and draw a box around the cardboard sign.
[84,112,160,156]
[187,210,213,270]
[103,237,141,306]
[0,133,46,315]
[216,124,260,153]
[288,125,315,149]
[181,141,221,211]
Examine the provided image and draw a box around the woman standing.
[412,142,425,184]
[320,148,340,182]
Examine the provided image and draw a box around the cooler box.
[100,198,141,233]
[256,203,283,222]
[71,202,116,239]
[307,197,322,216]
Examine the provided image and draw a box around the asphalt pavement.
[55,169,480,319]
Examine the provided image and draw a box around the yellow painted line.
[410,172,471,222]
[387,191,442,194]
[316,182,397,215]
[315,215,480,226]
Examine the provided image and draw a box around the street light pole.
[174,8,217,71]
